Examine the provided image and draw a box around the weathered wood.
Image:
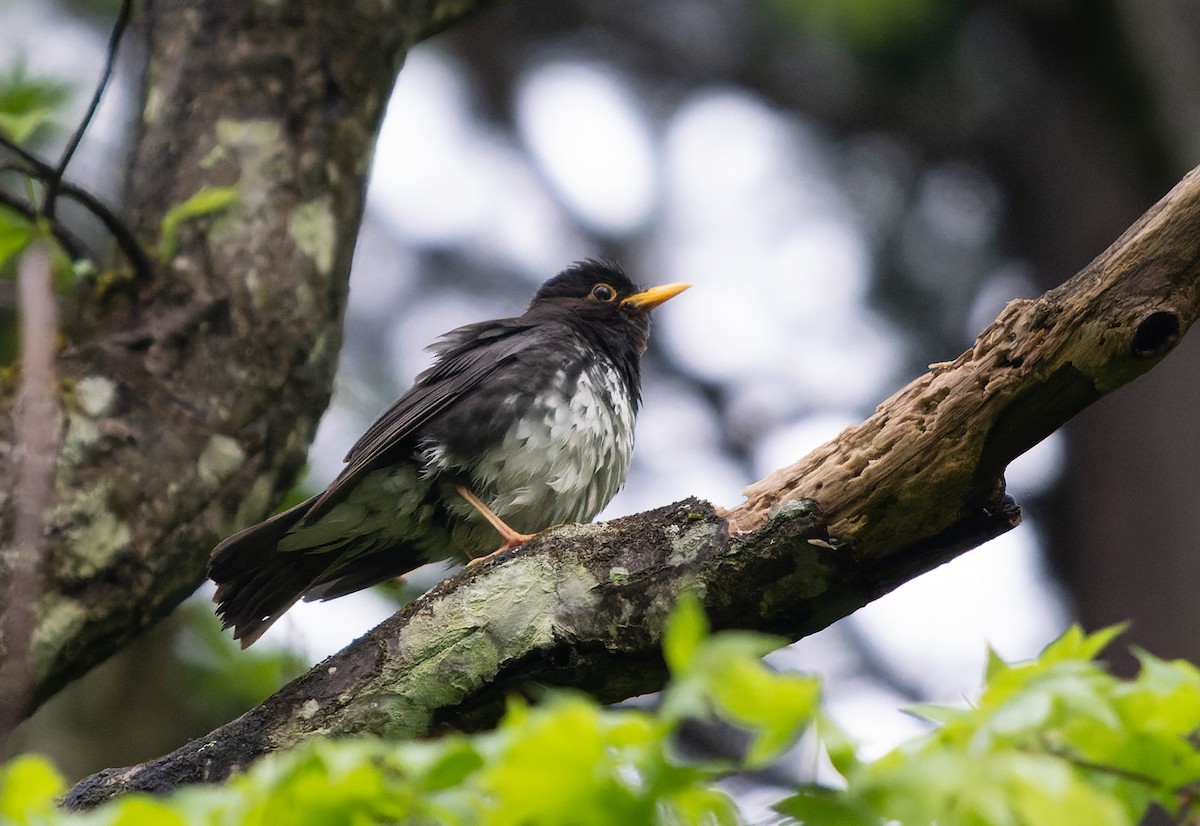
[735,163,1200,550]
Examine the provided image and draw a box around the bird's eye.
[590,283,617,302]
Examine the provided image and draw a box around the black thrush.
[208,260,689,647]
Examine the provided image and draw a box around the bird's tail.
[208,498,331,648]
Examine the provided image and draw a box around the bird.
[208,260,689,647]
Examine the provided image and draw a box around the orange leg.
[455,486,535,565]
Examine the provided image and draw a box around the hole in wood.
[1131,311,1180,358]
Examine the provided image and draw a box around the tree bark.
[0,0,491,722]
[63,165,1200,808]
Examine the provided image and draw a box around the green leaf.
[818,712,862,778]
[399,738,484,791]
[47,235,81,292]
[0,108,58,145]
[159,185,239,261]
[904,702,965,726]
[0,63,71,146]
[1004,753,1131,826]
[776,786,880,826]
[479,695,651,825]
[1041,624,1125,666]
[660,597,814,764]
[662,591,708,675]
[0,754,66,823]
[97,795,188,826]
[711,658,819,767]
[5,615,1197,826]
[985,685,1055,736]
[660,784,741,826]
[0,204,35,274]
[984,643,1008,682]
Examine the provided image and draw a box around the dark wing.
[302,317,539,521]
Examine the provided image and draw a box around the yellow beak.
[621,282,691,311]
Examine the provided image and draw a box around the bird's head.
[529,259,690,356]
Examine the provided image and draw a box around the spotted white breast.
[424,353,637,546]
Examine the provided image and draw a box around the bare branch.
[41,0,133,217]
[734,165,1200,540]
[0,243,63,750]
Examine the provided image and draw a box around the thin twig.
[41,0,134,217]
[0,243,63,752]
[1,133,152,279]
[0,0,151,278]
[1044,746,1169,791]
[0,135,55,176]
[59,181,153,279]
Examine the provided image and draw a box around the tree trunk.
[0,0,489,723]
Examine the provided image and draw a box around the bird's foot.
[465,531,537,567]
[456,485,536,564]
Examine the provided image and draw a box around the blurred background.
[3,0,1199,814]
